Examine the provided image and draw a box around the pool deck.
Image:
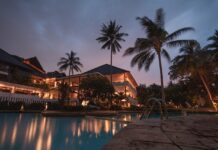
[103,115,218,150]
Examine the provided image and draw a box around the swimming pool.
[0,112,189,150]
[0,113,130,150]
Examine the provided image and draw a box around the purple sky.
[0,0,218,85]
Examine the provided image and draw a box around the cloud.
[0,0,217,85]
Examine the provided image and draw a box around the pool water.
[0,112,183,150]
[0,113,128,150]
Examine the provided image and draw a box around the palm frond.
[155,8,165,28]
[57,50,83,73]
[166,40,196,48]
[161,49,171,62]
[130,51,153,71]
[144,53,155,71]
[96,20,128,54]
[123,47,137,56]
[165,27,195,42]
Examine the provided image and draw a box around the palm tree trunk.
[68,68,71,100]
[110,49,113,107]
[68,68,71,86]
[110,49,113,84]
[157,53,165,102]
[157,53,168,118]
[199,73,216,110]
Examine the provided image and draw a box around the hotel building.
[0,48,138,104]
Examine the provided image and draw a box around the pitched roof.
[24,57,45,73]
[0,49,46,77]
[0,48,30,70]
[11,55,45,77]
[83,64,129,75]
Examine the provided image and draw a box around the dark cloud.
[0,0,217,85]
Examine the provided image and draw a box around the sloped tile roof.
[0,48,29,70]
[83,64,129,75]
[25,57,45,73]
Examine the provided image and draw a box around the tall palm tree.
[96,20,128,84]
[57,51,83,85]
[123,8,195,114]
[169,41,216,109]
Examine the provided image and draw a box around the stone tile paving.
[103,115,218,150]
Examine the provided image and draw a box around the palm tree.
[207,30,218,65]
[123,8,195,114]
[96,20,128,84]
[207,30,218,50]
[57,51,83,85]
[169,41,216,109]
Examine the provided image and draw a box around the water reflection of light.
[112,122,116,135]
[18,114,23,122]
[36,117,52,150]
[36,136,42,150]
[94,119,102,136]
[25,119,37,143]
[11,122,18,145]
[104,120,110,133]
[77,128,81,137]
[65,137,69,144]
[0,114,129,150]
[70,118,121,138]
[0,124,7,144]
[46,131,52,150]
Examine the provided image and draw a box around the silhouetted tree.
[169,41,216,109]
[57,51,83,85]
[79,75,115,106]
[123,8,195,110]
[96,20,128,84]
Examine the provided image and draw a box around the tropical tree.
[207,30,218,65]
[207,30,218,50]
[136,84,148,105]
[137,84,161,105]
[123,8,195,114]
[169,41,216,109]
[79,75,115,107]
[165,81,192,107]
[58,82,72,102]
[57,51,83,85]
[96,20,128,84]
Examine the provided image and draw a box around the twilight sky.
[0,0,218,85]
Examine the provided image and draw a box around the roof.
[24,57,45,73]
[0,49,46,77]
[47,71,66,78]
[12,55,46,78]
[0,48,30,70]
[83,64,129,75]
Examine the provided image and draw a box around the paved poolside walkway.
[103,115,218,150]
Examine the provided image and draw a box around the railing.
[0,91,58,104]
[140,97,168,120]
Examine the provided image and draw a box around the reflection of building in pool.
[0,114,128,150]
[0,48,138,105]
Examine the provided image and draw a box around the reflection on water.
[0,113,137,150]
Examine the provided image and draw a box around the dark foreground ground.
[103,115,218,150]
